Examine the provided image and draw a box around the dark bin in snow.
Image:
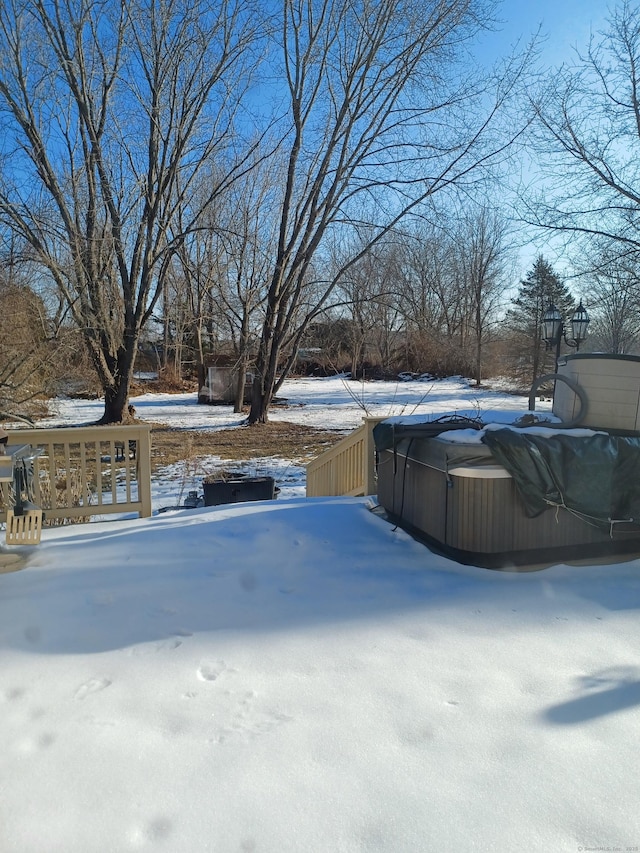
[202,476,276,507]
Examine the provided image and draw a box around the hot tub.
[375,418,640,568]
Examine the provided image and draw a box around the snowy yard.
[1,376,639,852]
[40,374,537,506]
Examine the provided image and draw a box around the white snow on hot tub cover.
[379,409,560,428]
[378,409,606,448]
[438,423,608,446]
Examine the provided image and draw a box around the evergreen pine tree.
[506,256,576,384]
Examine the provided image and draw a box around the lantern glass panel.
[542,304,562,344]
[571,302,590,343]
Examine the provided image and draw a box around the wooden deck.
[305,417,384,497]
[1,424,152,527]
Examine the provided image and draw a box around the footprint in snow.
[208,691,293,745]
[74,677,112,700]
[197,661,227,682]
[2,686,26,702]
[16,731,56,754]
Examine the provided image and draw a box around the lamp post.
[542,301,590,368]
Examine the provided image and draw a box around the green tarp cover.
[481,428,640,528]
[379,434,496,473]
[373,417,482,452]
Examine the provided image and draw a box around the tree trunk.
[234,360,247,414]
[94,337,137,424]
[474,302,483,386]
[248,373,269,423]
[247,298,281,423]
[474,340,482,386]
[194,321,205,391]
[99,378,132,424]
[248,336,279,424]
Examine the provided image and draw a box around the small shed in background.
[198,366,253,405]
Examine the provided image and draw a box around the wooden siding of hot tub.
[377,449,630,555]
[446,473,611,553]
[376,452,447,543]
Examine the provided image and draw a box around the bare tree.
[0,0,257,422]
[524,2,640,256]
[450,207,512,385]
[0,249,60,423]
[206,169,281,411]
[162,217,227,384]
[399,229,457,373]
[329,235,404,376]
[299,207,511,380]
[398,222,483,376]
[247,0,531,422]
[579,245,640,353]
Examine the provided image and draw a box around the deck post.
[363,416,382,496]
[136,426,153,518]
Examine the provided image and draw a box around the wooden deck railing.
[0,424,153,525]
[306,416,384,497]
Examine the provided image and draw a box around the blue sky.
[480,0,611,68]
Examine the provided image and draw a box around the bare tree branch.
[0,0,258,422]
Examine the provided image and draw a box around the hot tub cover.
[373,412,560,475]
[373,410,558,453]
[373,414,483,451]
[481,428,640,529]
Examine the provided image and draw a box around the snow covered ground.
[41,374,532,433]
[2,377,639,852]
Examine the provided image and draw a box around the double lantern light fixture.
[542,301,590,361]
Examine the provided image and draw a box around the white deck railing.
[0,424,152,525]
[305,417,384,497]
